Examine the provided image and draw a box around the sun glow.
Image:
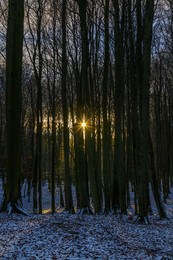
[82,122,86,128]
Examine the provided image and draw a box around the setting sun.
[82,122,86,128]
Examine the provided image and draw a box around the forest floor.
[0,210,173,259]
[0,180,173,259]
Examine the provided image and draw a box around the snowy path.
[0,212,173,259]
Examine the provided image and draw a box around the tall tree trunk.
[0,0,27,215]
[62,0,74,213]
[137,0,154,223]
[128,0,142,214]
[112,0,126,214]
[33,0,43,214]
[76,0,91,213]
[51,0,56,213]
[102,0,111,213]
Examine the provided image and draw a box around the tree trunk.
[0,0,27,215]
[51,0,56,213]
[33,0,43,214]
[102,0,111,213]
[112,0,126,214]
[137,0,154,223]
[149,132,168,218]
[76,0,91,213]
[62,0,74,213]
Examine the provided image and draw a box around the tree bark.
[102,0,111,213]
[0,0,28,215]
[76,0,91,213]
[137,0,154,223]
[62,0,74,213]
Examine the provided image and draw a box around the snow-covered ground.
[0,211,173,259]
[0,177,173,259]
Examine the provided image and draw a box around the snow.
[0,212,173,259]
[0,178,173,259]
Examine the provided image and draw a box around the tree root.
[134,216,150,225]
[0,199,29,216]
[76,207,93,214]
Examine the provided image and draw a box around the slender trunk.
[112,0,125,214]
[62,0,74,213]
[102,0,111,213]
[51,0,56,213]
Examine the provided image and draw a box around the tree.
[137,0,154,223]
[25,0,44,214]
[62,0,74,213]
[0,0,27,214]
[76,0,91,213]
[51,0,57,213]
[102,0,111,214]
[112,0,126,214]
